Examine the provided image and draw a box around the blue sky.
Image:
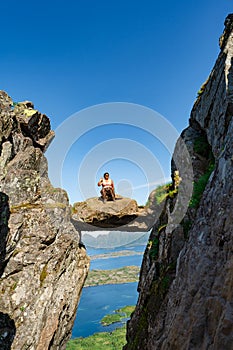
[1,1,232,205]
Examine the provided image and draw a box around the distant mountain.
[82,231,150,248]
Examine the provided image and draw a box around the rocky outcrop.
[71,192,166,232]
[72,196,138,228]
[0,92,90,349]
[124,14,233,350]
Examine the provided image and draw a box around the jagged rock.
[0,91,90,350]
[124,14,233,350]
[14,101,55,151]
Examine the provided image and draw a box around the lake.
[71,244,145,338]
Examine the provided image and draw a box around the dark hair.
[104,172,109,178]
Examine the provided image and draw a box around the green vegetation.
[190,132,215,208]
[160,275,170,293]
[193,135,212,158]
[148,223,168,261]
[189,162,215,208]
[66,306,135,350]
[101,306,135,326]
[148,236,159,260]
[10,281,18,291]
[145,183,177,207]
[128,307,148,349]
[158,224,167,233]
[66,326,127,350]
[196,78,209,98]
[85,266,140,287]
[40,264,48,286]
[197,88,205,97]
[182,219,192,239]
[154,183,171,204]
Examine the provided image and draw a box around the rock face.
[124,14,233,350]
[0,92,90,349]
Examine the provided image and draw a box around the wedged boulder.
[72,196,139,228]
[71,191,165,231]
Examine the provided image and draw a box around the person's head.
[103,172,109,179]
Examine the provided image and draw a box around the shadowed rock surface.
[124,14,233,350]
[0,312,16,350]
[0,92,90,350]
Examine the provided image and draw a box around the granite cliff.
[124,14,233,350]
[0,93,90,349]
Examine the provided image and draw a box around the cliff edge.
[124,14,233,350]
[0,93,90,349]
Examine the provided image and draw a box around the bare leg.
[107,188,115,201]
[102,188,107,202]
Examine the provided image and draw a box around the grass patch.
[66,306,135,349]
[66,326,127,350]
[189,162,215,208]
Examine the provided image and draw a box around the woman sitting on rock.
[98,172,115,203]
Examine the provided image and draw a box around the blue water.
[87,244,145,257]
[90,254,143,270]
[72,282,138,338]
[71,244,146,338]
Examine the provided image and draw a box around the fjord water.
[91,255,143,270]
[72,282,138,338]
[71,243,146,338]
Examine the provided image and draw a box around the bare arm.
[98,178,103,187]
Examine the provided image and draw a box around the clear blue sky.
[1,1,232,205]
